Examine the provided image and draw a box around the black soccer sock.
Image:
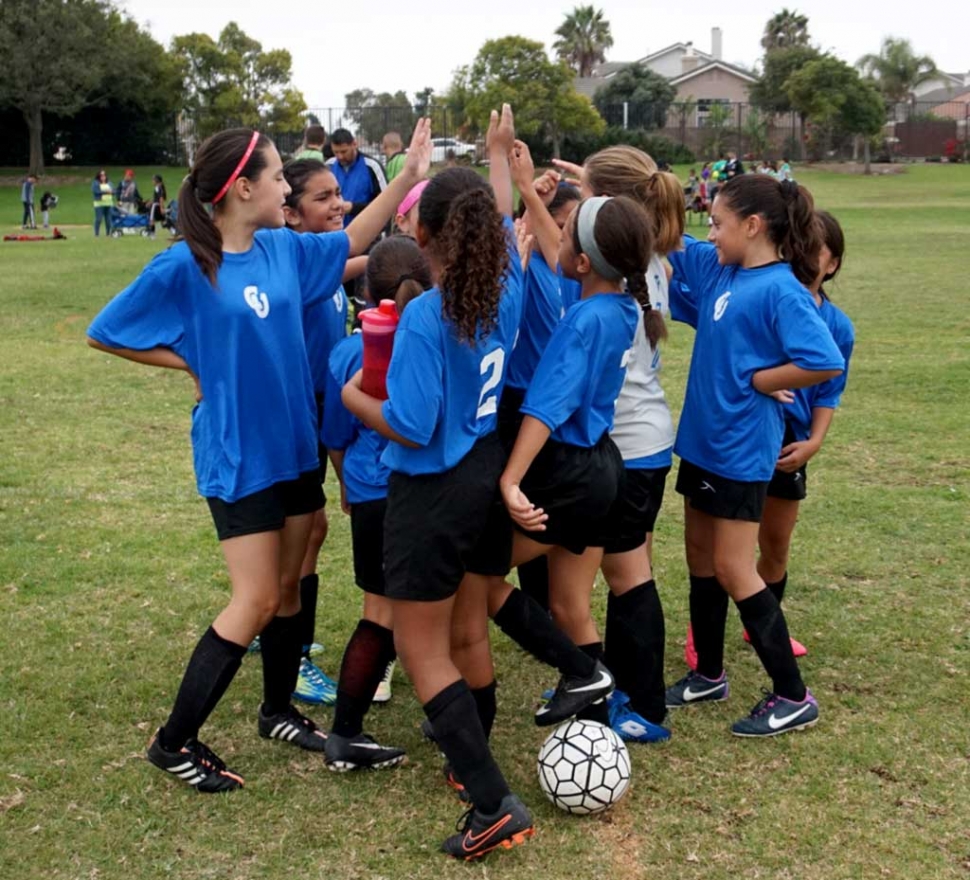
[492,588,595,678]
[690,574,729,680]
[160,626,246,751]
[517,556,550,612]
[332,620,396,738]
[736,589,806,702]
[471,680,498,740]
[424,680,511,815]
[298,574,319,655]
[766,572,788,605]
[605,581,667,724]
[576,643,610,725]
[260,613,303,716]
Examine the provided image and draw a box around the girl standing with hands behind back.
[87,122,431,791]
[664,174,845,737]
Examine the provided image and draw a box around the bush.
[522,126,695,166]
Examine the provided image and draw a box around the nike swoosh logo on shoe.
[351,741,384,750]
[768,703,812,729]
[566,671,613,694]
[462,814,512,851]
[683,683,724,700]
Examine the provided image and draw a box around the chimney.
[712,27,723,61]
[681,42,700,75]
[965,70,970,88]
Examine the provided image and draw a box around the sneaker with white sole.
[372,660,394,704]
[608,690,671,743]
[535,660,614,727]
[147,731,244,792]
[324,732,406,771]
[257,705,328,752]
[293,656,337,706]
[731,689,818,737]
[665,670,729,708]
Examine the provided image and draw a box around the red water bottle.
[361,300,400,400]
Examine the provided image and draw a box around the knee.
[548,594,589,634]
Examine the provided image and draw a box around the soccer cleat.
[258,705,328,752]
[685,624,698,671]
[293,656,337,706]
[442,762,472,803]
[742,629,808,657]
[608,690,671,743]
[324,732,406,771]
[535,660,615,727]
[665,670,729,708]
[440,794,535,860]
[372,660,395,704]
[731,689,819,737]
[146,730,244,793]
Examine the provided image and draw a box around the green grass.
[1,164,969,880]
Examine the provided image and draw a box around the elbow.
[87,336,107,352]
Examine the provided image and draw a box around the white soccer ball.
[536,719,631,815]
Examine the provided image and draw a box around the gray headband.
[576,196,623,281]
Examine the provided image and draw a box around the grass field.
[1,164,969,880]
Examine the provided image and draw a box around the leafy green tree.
[344,89,416,144]
[459,36,604,157]
[786,55,886,171]
[858,37,939,104]
[553,5,614,77]
[743,108,771,157]
[702,102,734,157]
[761,8,810,51]
[750,45,821,114]
[0,0,115,174]
[592,65,676,129]
[172,22,306,139]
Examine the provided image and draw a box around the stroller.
[109,199,178,238]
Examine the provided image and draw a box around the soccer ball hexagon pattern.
[536,719,632,815]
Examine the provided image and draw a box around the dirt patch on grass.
[808,162,908,175]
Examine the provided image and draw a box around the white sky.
[119,0,968,110]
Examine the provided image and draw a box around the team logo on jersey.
[333,290,345,313]
[243,285,270,319]
[713,291,731,321]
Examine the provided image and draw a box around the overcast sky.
[119,0,968,110]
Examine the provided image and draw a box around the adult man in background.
[326,129,387,227]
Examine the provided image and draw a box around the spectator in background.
[779,157,794,182]
[92,170,114,237]
[20,173,37,229]
[295,124,328,162]
[40,191,58,229]
[147,174,168,235]
[725,151,745,179]
[325,129,387,228]
[116,169,142,215]
[381,131,407,181]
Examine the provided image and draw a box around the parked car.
[430,137,478,164]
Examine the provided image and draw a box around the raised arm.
[486,104,515,217]
[510,140,563,271]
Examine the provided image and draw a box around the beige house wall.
[674,69,752,103]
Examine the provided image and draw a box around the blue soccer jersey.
[305,283,348,399]
[783,297,855,441]
[668,236,846,481]
[520,292,639,447]
[381,219,524,475]
[323,334,391,504]
[506,253,564,391]
[88,228,350,502]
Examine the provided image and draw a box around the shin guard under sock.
[736,589,806,701]
[260,613,303,716]
[690,574,729,679]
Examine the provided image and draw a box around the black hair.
[177,128,272,286]
[330,129,354,146]
[418,166,508,345]
[283,158,333,209]
[717,174,821,287]
[815,210,845,299]
[366,236,433,314]
[304,123,326,146]
[569,196,665,347]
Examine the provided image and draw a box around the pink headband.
[211,131,260,205]
[397,179,429,218]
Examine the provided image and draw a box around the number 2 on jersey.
[477,348,505,419]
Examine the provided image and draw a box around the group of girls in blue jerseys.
[88,101,854,861]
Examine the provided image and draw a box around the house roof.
[634,42,713,66]
[669,60,757,86]
[919,84,970,106]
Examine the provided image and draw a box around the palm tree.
[761,8,810,51]
[858,37,939,104]
[553,6,614,78]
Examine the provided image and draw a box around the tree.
[702,102,734,157]
[786,55,885,171]
[553,5,614,77]
[858,37,939,104]
[761,8,810,51]
[0,0,116,174]
[458,36,604,157]
[172,22,307,139]
[344,89,416,144]
[592,65,676,129]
